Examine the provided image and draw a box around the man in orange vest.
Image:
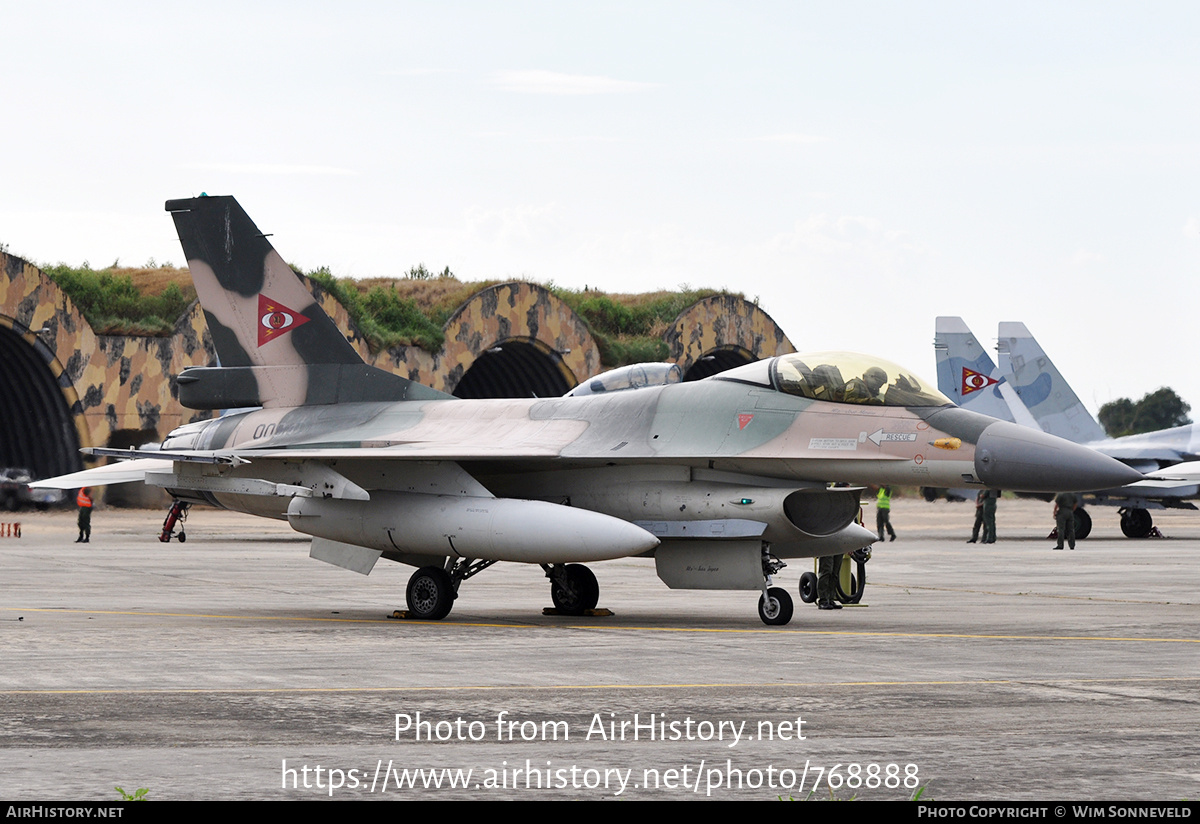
[76,487,93,543]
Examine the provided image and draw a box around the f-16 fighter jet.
[35,198,1141,624]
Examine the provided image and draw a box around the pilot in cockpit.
[843,366,888,404]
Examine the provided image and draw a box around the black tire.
[177,531,187,543]
[798,571,818,603]
[1074,508,1093,540]
[758,587,794,626]
[406,566,455,620]
[4,496,18,512]
[550,564,599,615]
[1120,508,1152,539]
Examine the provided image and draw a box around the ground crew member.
[967,489,985,543]
[816,554,842,610]
[981,488,998,543]
[75,487,93,544]
[1053,491,1080,550]
[876,486,896,541]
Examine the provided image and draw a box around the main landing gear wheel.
[758,587,794,626]
[406,566,455,620]
[549,564,599,615]
[1120,507,1152,538]
[798,572,818,604]
[1074,508,1093,540]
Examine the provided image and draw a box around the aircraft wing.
[1094,444,1184,465]
[1145,461,1200,483]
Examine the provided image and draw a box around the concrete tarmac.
[0,498,1197,800]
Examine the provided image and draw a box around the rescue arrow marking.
[868,428,918,446]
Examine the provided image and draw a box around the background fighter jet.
[935,317,1198,538]
[34,198,1140,625]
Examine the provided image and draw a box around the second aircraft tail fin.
[996,322,1104,444]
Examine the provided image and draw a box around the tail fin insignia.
[961,367,1000,396]
[258,294,311,346]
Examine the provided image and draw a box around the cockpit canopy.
[716,352,951,407]
[566,362,682,397]
[774,352,950,406]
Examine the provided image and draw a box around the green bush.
[42,265,194,336]
[306,268,445,351]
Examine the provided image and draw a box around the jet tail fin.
[167,195,453,407]
[167,195,361,368]
[996,322,1104,444]
[934,317,1016,421]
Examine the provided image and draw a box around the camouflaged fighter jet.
[34,197,1142,625]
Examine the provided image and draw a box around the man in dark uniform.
[967,489,999,543]
[981,488,998,543]
[967,489,985,543]
[816,554,842,610]
[1053,491,1080,550]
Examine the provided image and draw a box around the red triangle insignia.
[738,413,754,430]
[961,367,1000,396]
[257,294,310,347]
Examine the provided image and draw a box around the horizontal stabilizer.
[29,458,172,489]
[177,363,453,409]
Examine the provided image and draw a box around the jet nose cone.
[975,421,1144,492]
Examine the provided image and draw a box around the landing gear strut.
[758,546,793,625]
[543,563,600,615]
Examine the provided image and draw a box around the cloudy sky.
[4,1,1198,416]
